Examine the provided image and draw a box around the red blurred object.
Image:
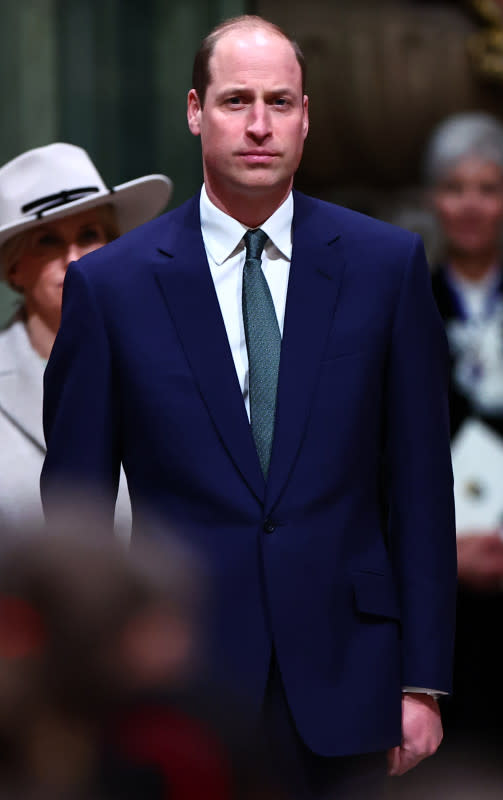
[107,705,234,800]
[0,595,46,658]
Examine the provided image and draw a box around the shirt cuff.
[402,686,447,700]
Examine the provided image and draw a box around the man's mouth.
[237,151,279,164]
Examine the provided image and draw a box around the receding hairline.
[192,15,306,106]
[209,15,297,47]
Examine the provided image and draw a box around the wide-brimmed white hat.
[0,142,173,251]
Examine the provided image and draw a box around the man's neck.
[204,180,293,229]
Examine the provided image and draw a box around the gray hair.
[423,111,503,186]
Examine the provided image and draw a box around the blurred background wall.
[2,0,503,321]
[260,0,503,210]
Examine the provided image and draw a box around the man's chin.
[231,171,290,194]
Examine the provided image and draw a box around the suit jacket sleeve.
[386,235,457,693]
[41,260,121,524]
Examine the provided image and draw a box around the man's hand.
[457,532,503,591]
[387,693,442,777]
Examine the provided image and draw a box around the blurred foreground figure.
[0,513,284,799]
[0,143,172,527]
[425,112,503,747]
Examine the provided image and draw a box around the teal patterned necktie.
[242,228,281,478]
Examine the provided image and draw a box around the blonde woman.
[0,143,172,525]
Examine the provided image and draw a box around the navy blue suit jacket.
[41,191,457,757]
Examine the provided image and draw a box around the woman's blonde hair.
[1,204,120,290]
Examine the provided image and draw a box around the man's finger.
[392,747,425,776]
[386,745,402,776]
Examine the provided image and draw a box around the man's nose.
[246,102,272,140]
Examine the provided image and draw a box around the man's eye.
[227,96,243,105]
[274,98,288,106]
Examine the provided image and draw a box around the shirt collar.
[200,184,293,265]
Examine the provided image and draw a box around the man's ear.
[187,89,202,136]
[302,95,309,141]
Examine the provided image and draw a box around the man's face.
[187,27,309,210]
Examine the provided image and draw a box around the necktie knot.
[244,228,268,262]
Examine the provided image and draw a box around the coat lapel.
[265,193,347,511]
[153,197,265,502]
[0,320,46,454]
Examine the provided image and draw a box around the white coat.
[0,316,131,532]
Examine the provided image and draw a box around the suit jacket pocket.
[352,570,401,621]
[321,348,370,364]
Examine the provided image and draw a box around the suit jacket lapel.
[0,320,46,454]
[265,192,347,511]
[153,197,265,502]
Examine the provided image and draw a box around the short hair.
[423,111,503,186]
[192,15,306,108]
[1,204,120,288]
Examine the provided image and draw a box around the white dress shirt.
[200,184,292,418]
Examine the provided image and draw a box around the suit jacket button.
[263,519,275,533]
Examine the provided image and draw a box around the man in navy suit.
[41,15,457,798]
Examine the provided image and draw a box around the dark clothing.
[261,653,387,799]
[431,264,503,743]
[42,192,456,760]
[431,265,503,439]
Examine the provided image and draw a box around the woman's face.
[432,157,503,259]
[10,209,108,322]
